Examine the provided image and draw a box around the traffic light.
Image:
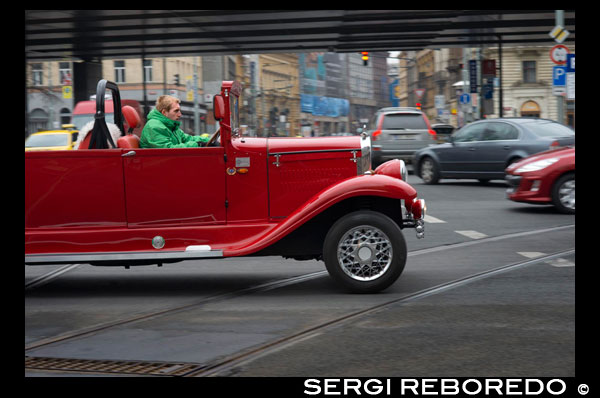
[174,74,180,85]
[415,102,421,110]
[361,52,369,66]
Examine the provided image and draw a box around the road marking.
[455,230,488,239]
[424,215,446,223]
[517,252,547,259]
[545,257,575,267]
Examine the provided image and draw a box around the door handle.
[122,150,136,157]
[503,145,510,150]
[468,147,476,151]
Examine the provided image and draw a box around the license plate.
[393,134,416,140]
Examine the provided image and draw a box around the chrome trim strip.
[25,250,224,264]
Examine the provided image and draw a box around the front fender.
[224,174,418,256]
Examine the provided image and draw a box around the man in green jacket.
[140,95,210,148]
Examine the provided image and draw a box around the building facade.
[483,44,575,129]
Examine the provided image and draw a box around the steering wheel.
[204,128,220,147]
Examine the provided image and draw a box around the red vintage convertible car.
[25,80,426,293]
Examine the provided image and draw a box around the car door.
[438,123,484,174]
[123,147,226,228]
[473,122,520,175]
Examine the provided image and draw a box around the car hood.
[267,136,362,154]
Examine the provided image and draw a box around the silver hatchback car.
[368,107,438,167]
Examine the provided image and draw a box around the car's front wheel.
[323,211,407,293]
[552,173,575,214]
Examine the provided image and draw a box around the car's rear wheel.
[552,173,575,214]
[419,157,440,184]
[323,211,407,293]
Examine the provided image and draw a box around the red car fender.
[224,174,417,257]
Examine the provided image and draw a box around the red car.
[25,80,426,293]
[505,146,575,214]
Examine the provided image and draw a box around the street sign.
[62,85,72,99]
[549,25,570,43]
[566,72,575,100]
[434,95,445,109]
[550,45,570,65]
[459,93,471,105]
[553,66,567,86]
[414,88,425,100]
[566,54,575,72]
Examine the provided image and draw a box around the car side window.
[452,124,484,142]
[481,122,519,141]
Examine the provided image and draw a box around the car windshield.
[381,114,427,130]
[521,120,575,137]
[71,113,115,130]
[230,94,240,133]
[26,134,69,147]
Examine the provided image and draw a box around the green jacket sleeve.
[177,129,210,145]
[141,121,208,148]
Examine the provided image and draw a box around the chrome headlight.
[359,132,371,175]
[399,160,407,181]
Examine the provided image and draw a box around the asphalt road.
[25,174,578,380]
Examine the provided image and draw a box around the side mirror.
[213,95,225,121]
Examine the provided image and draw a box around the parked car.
[25,129,79,151]
[413,118,575,184]
[25,79,427,294]
[368,107,438,167]
[431,123,455,143]
[505,146,574,214]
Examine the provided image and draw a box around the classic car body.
[25,80,426,292]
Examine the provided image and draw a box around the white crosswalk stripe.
[455,230,488,239]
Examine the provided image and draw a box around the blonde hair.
[155,95,180,113]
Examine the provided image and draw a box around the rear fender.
[224,174,417,256]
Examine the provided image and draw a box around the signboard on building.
[482,60,496,77]
[469,60,477,93]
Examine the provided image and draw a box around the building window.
[59,62,72,85]
[523,61,536,83]
[60,108,71,125]
[143,59,153,82]
[32,63,43,86]
[114,60,126,83]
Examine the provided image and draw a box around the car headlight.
[515,158,559,173]
[359,132,371,174]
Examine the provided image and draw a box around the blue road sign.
[566,54,575,73]
[553,66,567,86]
[459,93,471,105]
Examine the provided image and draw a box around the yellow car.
[25,129,79,151]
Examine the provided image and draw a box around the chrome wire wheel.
[558,179,575,211]
[337,225,393,281]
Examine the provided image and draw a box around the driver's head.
[156,95,182,122]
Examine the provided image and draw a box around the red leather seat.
[122,105,141,133]
[117,105,142,149]
[117,134,140,149]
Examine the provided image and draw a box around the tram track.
[25,224,574,376]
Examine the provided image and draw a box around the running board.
[25,249,223,265]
